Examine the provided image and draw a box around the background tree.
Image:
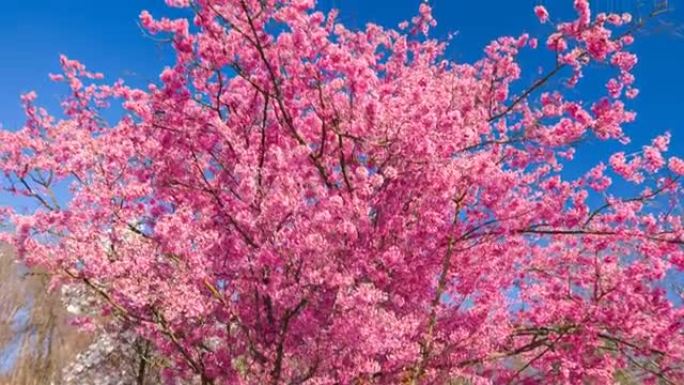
[1,1,683,384]
[0,244,90,385]
[1,243,166,385]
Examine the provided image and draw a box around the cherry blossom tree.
[1,0,683,384]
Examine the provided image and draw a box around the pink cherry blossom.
[534,5,550,24]
[669,157,684,175]
[1,2,682,385]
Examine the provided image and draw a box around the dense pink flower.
[547,32,568,51]
[643,145,665,172]
[1,2,682,385]
[534,5,550,23]
[610,152,643,183]
[669,157,684,175]
[574,0,591,26]
[611,52,638,71]
[586,164,612,191]
[652,132,671,152]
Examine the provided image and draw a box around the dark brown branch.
[270,298,309,385]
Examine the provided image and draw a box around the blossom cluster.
[2,1,683,384]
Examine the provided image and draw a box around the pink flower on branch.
[534,5,550,24]
[1,1,682,385]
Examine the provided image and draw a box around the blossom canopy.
[1,0,683,384]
